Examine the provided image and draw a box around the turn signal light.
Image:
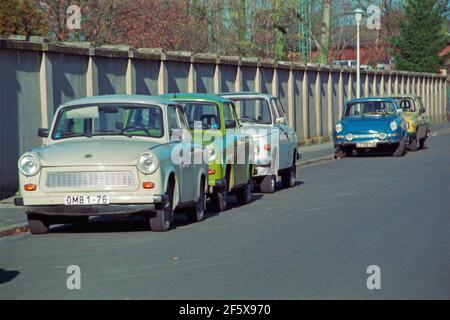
[208,169,216,175]
[142,182,155,189]
[264,144,271,151]
[24,184,37,191]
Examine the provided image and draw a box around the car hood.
[401,111,418,121]
[240,123,272,139]
[33,137,163,166]
[341,115,396,132]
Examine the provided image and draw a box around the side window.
[167,105,181,130]
[223,103,236,128]
[273,99,287,124]
[176,106,189,131]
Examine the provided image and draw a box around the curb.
[298,154,335,167]
[0,223,29,238]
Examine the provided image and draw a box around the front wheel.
[392,140,406,157]
[27,214,50,235]
[236,178,253,205]
[408,134,419,151]
[149,184,174,232]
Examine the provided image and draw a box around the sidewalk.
[297,142,335,166]
[0,202,28,237]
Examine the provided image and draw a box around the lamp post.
[354,8,364,98]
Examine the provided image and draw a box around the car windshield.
[344,101,397,117]
[230,98,272,124]
[52,104,164,140]
[180,102,221,130]
[395,98,416,112]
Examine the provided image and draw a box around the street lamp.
[354,8,364,98]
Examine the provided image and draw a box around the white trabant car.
[220,92,299,193]
[15,95,208,234]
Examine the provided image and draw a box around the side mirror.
[275,117,286,125]
[419,107,426,114]
[38,128,49,138]
[225,120,237,129]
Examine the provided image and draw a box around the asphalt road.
[1,132,450,300]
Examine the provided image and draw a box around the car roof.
[347,97,397,104]
[219,91,275,99]
[60,95,175,108]
[382,94,420,99]
[160,93,231,104]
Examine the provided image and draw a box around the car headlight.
[137,153,159,174]
[204,144,216,163]
[390,121,398,131]
[18,153,41,176]
[335,123,343,133]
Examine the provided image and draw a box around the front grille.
[46,171,134,188]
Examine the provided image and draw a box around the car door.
[272,98,294,170]
[167,105,195,202]
[415,97,428,139]
[223,102,246,186]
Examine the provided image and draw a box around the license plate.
[356,142,377,148]
[64,195,110,206]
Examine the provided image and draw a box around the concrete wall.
[0,37,448,194]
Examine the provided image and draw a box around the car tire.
[392,140,406,157]
[260,174,276,193]
[281,163,296,189]
[419,128,429,149]
[236,175,253,205]
[27,214,50,235]
[186,179,206,223]
[211,176,228,212]
[408,134,419,151]
[335,146,350,159]
[149,183,174,232]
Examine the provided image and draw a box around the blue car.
[333,97,408,157]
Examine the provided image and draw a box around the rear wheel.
[419,128,429,149]
[149,183,174,232]
[260,174,276,193]
[281,161,296,189]
[27,214,49,235]
[186,179,206,223]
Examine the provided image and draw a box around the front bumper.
[335,138,400,149]
[16,195,167,216]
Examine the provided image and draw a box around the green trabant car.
[15,95,208,234]
[161,93,254,212]
[386,95,430,151]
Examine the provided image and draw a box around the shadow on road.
[46,194,265,234]
[0,269,20,285]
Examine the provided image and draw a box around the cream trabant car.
[15,95,208,234]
